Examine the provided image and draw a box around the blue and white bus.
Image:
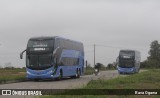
[117,50,141,74]
[20,36,84,80]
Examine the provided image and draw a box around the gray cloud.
[0,0,160,67]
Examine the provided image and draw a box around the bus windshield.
[119,59,134,68]
[27,54,52,70]
[119,51,135,59]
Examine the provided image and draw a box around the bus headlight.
[47,70,53,74]
[130,69,134,71]
[27,71,31,75]
[118,68,121,71]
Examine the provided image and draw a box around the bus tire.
[34,79,39,82]
[57,70,63,80]
[119,72,122,74]
[71,69,81,79]
[77,69,80,78]
[70,76,75,79]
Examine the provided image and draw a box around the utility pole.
[94,44,95,67]
[86,60,88,68]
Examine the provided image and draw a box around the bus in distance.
[20,36,84,80]
[117,50,141,74]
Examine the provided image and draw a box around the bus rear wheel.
[57,70,63,80]
[34,79,39,81]
[76,69,80,78]
[119,72,122,74]
[71,69,80,79]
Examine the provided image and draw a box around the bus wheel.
[34,79,39,82]
[77,69,80,78]
[71,69,80,79]
[57,70,63,80]
[119,72,122,74]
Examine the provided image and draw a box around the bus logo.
[2,90,11,95]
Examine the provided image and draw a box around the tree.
[22,67,26,69]
[96,63,106,70]
[148,40,160,61]
[107,63,113,70]
[4,62,15,69]
[147,40,160,68]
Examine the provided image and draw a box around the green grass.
[0,69,26,83]
[39,69,160,98]
[85,69,160,89]
[84,68,94,75]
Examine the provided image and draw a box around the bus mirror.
[20,50,26,59]
[53,47,60,57]
[20,53,23,59]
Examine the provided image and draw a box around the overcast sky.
[0,0,160,67]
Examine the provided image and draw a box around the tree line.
[141,40,160,68]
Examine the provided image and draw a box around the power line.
[85,44,148,51]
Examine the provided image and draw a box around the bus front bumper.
[118,67,136,74]
[26,68,59,79]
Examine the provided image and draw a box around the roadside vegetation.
[39,69,160,98]
[141,40,160,68]
[84,67,94,75]
[0,68,26,84]
[85,69,160,89]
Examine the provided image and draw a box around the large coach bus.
[117,50,141,74]
[20,36,84,80]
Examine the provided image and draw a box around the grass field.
[84,68,94,75]
[39,69,160,98]
[0,69,26,83]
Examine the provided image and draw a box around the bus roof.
[29,36,82,44]
[120,49,140,52]
[120,50,140,55]
[29,36,56,40]
[55,36,83,44]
